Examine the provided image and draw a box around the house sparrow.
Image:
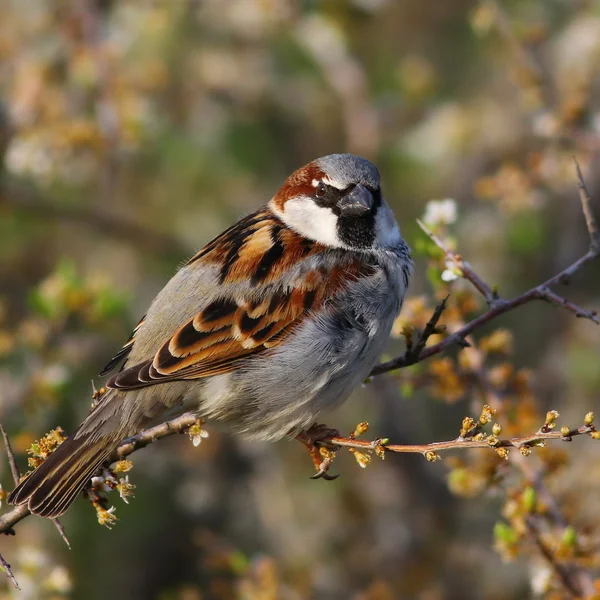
[9,153,412,517]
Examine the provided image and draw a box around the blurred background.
[1,1,599,599]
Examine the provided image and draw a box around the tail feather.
[8,432,118,518]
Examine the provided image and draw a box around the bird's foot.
[295,423,340,481]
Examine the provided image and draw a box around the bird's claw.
[295,423,341,481]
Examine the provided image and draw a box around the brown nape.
[270,161,326,211]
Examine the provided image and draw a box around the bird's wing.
[105,209,371,390]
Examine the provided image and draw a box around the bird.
[9,153,413,518]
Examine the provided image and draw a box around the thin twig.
[574,158,600,250]
[0,553,20,590]
[52,518,71,550]
[526,517,581,598]
[466,330,597,597]
[0,425,20,485]
[372,166,600,376]
[417,219,497,304]
[538,287,599,323]
[328,425,596,457]
[111,413,199,462]
[0,414,200,537]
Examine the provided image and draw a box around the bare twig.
[417,219,497,304]
[0,425,20,485]
[574,158,600,251]
[111,413,199,462]
[0,553,20,590]
[51,518,71,550]
[371,165,600,376]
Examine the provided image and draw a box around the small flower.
[374,442,387,459]
[425,451,441,462]
[544,410,559,430]
[116,477,136,504]
[496,447,510,460]
[96,505,117,529]
[584,412,594,426]
[352,422,369,437]
[460,416,476,438]
[423,198,458,226]
[0,483,4,509]
[350,449,371,468]
[530,562,553,595]
[113,460,134,473]
[188,420,209,447]
[27,427,67,468]
[478,404,495,426]
[441,268,459,282]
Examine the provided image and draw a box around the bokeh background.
[1,1,599,599]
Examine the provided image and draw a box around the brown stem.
[328,425,595,456]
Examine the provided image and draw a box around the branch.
[371,162,600,376]
[0,426,20,485]
[0,166,598,594]
[526,517,582,599]
[111,413,199,462]
[0,553,20,591]
[0,414,199,537]
[328,424,597,461]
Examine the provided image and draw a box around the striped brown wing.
[107,260,368,390]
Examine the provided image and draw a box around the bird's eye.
[315,181,327,198]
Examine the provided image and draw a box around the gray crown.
[315,154,380,189]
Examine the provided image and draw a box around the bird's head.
[270,153,401,251]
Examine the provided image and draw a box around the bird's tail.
[8,395,128,518]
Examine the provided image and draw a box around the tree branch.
[0,414,199,536]
[328,424,596,458]
[0,165,598,594]
[371,161,600,376]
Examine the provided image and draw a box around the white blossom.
[423,198,458,226]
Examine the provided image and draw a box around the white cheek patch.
[272,196,344,247]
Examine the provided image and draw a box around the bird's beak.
[339,183,373,217]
